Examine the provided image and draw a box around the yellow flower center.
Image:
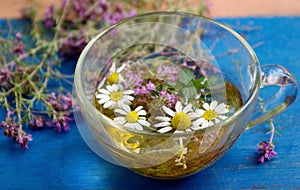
[109,91,123,101]
[126,111,139,123]
[107,72,119,84]
[171,112,191,130]
[203,110,218,121]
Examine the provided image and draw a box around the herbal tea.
[92,46,243,178]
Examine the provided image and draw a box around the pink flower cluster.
[133,80,156,95]
[0,110,32,150]
[133,79,179,109]
[257,141,277,163]
[46,92,74,133]
[159,90,179,108]
[157,65,179,82]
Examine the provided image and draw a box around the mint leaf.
[181,86,197,99]
[179,68,195,85]
[192,77,208,89]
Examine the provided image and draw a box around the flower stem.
[269,119,275,143]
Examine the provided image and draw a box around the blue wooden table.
[1,17,300,189]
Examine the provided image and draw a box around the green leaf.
[192,77,208,89]
[181,86,197,99]
[179,68,195,85]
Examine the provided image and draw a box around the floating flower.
[175,138,188,169]
[193,100,229,129]
[96,84,134,109]
[106,62,126,85]
[98,62,126,89]
[154,101,199,133]
[114,105,150,131]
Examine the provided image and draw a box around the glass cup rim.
[74,11,261,137]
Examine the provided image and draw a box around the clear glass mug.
[73,12,298,179]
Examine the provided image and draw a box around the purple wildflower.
[44,5,55,28]
[124,72,143,89]
[146,81,156,91]
[103,6,137,25]
[30,115,46,129]
[257,141,277,163]
[13,33,25,56]
[73,0,108,22]
[46,92,74,133]
[157,65,179,82]
[159,90,167,97]
[16,133,33,150]
[0,112,32,150]
[0,67,9,88]
[59,29,87,58]
[165,93,179,108]
[139,86,149,95]
[15,32,22,40]
[52,116,72,133]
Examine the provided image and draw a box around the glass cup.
[73,12,298,179]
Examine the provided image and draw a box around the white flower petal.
[203,103,210,110]
[137,110,147,116]
[103,101,114,109]
[210,100,218,110]
[122,104,131,112]
[195,109,205,116]
[179,138,183,146]
[201,120,209,129]
[215,103,229,114]
[175,101,183,112]
[214,118,220,124]
[158,126,173,133]
[183,103,192,113]
[163,106,175,117]
[124,95,134,101]
[97,80,105,89]
[110,62,116,72]
[124,123,135,129]
[135,106,143,112]
[117,64,126,73]
[98,88,110,94]
[123,90,134,95]
[133,123,143,131]
[208,121,214,126]
[188,112,200,119]
[96,93,108,99]
[106,85,114,92]
[193,118,205,126]
[154,122,171,128]
[137,120,151,127]
[174,130,184,134]
[97,97,110,104]
[114,117,127,125]
[218,115,228,120]
[118,74,124,82]
[155,116,171,122]
[191,125,201,130]
[114,109,127,115]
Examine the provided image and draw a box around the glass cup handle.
[247,64,298,129]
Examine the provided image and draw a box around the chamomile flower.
[175,138,188,169]
[97,62,126,89]
[96,84,134,109]
[114,105,151,131]
[193,100,229,129]
[154,101,199,133]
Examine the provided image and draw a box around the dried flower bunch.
[0,0,152,150]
